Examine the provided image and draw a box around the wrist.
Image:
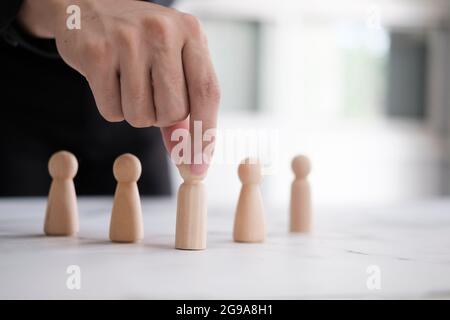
[17,0,70,39]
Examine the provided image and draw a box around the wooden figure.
[233,158,266,243]
[290,155,312,233]
[109,153,144,243]
[44,151,79,236]
[175,165,207,250]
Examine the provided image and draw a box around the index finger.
[182,20,221,175]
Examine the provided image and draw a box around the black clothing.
[0,0,174,196]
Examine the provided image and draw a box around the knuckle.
[175,107,189,122]
[101,110,124,123]
[182,14,203,37]
[159,106,189,126]
[125,114,155,128]
[95,100,124,122]
[153,15,173,31]
[83,40,109,64]
[144,16,174,48]
[115,24,140,52]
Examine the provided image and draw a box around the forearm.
[16,0,161,39]
[17,0,69,38]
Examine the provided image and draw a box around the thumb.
[160,118,213,176]
[160,118,189,166]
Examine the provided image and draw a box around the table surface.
[1,197,450,299]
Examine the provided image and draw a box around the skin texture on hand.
[17,0,66,38]
[18,0,220,175]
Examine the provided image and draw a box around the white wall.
[169,0,449,209]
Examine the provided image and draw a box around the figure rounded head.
[178,164,206,182]
[238,158,262,184]
[113,153,142,182]
[48,151,78,179]
[292,155,311,179]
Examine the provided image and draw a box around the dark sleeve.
[0,0,60,58]
[0,0,23,32]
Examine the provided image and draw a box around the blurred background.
[171,0,450,209]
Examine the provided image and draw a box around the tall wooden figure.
[175,165,207,250]
[233,158,266,243]
[290,155,312,233]
[109,154,144,243]
[44,151,79,236]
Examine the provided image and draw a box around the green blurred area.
[340,46,388,119]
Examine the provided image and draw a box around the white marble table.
[1,197,450,299]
